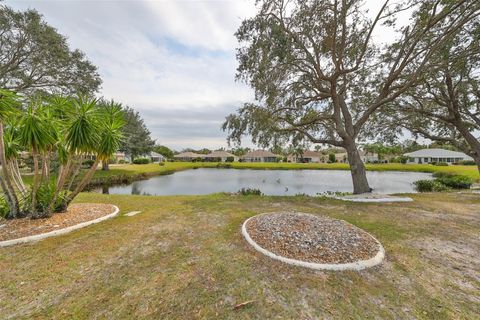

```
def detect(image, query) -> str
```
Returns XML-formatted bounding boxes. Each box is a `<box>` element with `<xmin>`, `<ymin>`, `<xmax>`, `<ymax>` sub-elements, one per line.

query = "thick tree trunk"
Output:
<box><xmin>47</xmin><ymin>159</ymin><xmax>72</xmax><ymax>214</ymax></box>
<box><xmin>31</xmin><ymin>149</ymin><xmax>40</xmax><ymax>216</ymax></box>
<box><xmin>345</xmin><ymin>142</ymin><xmax>371</xmax><ymax>194</ymax></box>
<box><xmin>102</xmin><ymin>160</ymin><xmax>109</xmax><ymax>171</ymax></box>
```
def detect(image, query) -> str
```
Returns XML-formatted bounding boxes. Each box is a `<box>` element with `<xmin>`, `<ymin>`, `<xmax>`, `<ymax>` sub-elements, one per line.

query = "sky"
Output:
<box><xmin>7</xmin><ymin>0</ymin><xmax>406</xmax><ymax>151</ymax></box>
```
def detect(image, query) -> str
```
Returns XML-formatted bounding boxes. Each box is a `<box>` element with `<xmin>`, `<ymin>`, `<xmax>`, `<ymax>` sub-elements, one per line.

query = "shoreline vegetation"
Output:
<box><xmin>86</xmin><ymin>162</ymin><xmax>480</xmax><ymax>189</ymax></box>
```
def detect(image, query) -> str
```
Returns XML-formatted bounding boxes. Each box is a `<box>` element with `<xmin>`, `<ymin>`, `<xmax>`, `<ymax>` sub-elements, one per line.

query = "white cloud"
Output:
<box><xmin>7</xmin><ymin>0</ymin><xmax>257</xmax><ymax>150</ymax></box>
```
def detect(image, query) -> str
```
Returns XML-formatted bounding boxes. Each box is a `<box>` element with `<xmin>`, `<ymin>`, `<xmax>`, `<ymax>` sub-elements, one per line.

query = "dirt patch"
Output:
<box><xmin>245</xmin><ymin>212</ymin><xmax>380</xmax><ymax>264</ymax></box>
<box><xmin>0</xmin><ymin>203</ymin><xmax>117</xmax><ymax>242</ymax></box>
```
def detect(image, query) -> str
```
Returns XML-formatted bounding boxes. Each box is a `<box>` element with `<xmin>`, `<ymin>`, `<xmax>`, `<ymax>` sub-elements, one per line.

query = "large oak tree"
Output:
<box><xmin>224</xmin><ymin>0</ymin><xmax>480</xmax><ymax>194</ymax></box>
<box><xmin>396</xmin><ymin>17</ymin><xmax>480</xmax><ymax>172</ymax></box>
<box><xmin>0</xmin><ymin>4</ymin><xmax>101</xmax><ymax>95</ymax></box>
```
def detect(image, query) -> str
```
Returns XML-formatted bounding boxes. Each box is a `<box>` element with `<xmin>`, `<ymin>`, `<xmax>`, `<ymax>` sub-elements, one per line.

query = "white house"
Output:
<box><xmin>403</xmin><ymin>148</ymin><xmax>473</xmax><ymax>164</ymax></box>
<box><xmin>149</xmin><ymin>151</ymin><xmax>165</xmax><ymax>163</ymax></box>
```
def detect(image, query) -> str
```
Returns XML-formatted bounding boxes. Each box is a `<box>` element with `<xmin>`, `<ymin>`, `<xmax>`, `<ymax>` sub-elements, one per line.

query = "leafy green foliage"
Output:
<box><xmin>328</xmin><ymin>153</ymin><xmax>336</xmax><ymax>163</ymax></box>
<box><xmin>434</xmin><ymin>173</ymin><xmax>473</xmax><ymax>189</ymax></box>
<box><xmin>0</xmin><ymin>4</ymin><xmax>101</xmax><ymax>95</ymax></box>
<box><xmin>0</xmin><ymin>195</ymin><xmax>9</xmax><ymax>218</ymax></box>
<box><xmin>153</xmin><ymin>145</ymin><xmax>174</xmax><ymax>159</ymax></box>
<box><xmin>133</xmin><ymin>158</ymin><xmax>150</xmax><ymax>164</ymax></box>
<box><xmin>415</xmin><ymin>173</ymin><xmax>473</xmax><ymax>192</ymax></box>
<box><xmin>119</xmin><ymin>107</ymin><xmax>155</xmax><ymax>160</ymax></box>
<box><xmin>414</xmin><ymin>180</ymin><xmax>450</xmax><ymax>192</ymax></box>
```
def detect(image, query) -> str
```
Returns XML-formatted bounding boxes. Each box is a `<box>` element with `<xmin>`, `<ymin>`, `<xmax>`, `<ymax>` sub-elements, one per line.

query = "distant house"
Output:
<box><xmin>204</xmin><ymin>151</ymin><xmax>238</xmax><ymax>162</ymax></box>
<box><xmin>403</xmin><ymin>148</ymin><xmax>473</xmax><ymax>164</ymax></box>
<box><xmin>111</xmin><ymin>152</ymin><xmax>125</xmax><ymax>162</ymax></box>
<box><xmin>150</xmin><ymin>151</ymin><xmax>165</xmax><ymax>163</ymax></box>
<box><xmin>287</xmin><ymin>150</ymin><xmax>324</xmax><ymax>163</ymax></box>
<box><xmin>242</xmin><ymin>150</ymin><xmax>279</xmax><ymax>163</ymax></box>
<box><xmin>173</xmin><ymin>152</ymin><xmax>204</xmax><ymax>161</ymax></box>
<box><xmin>334</xmin><ymin>151</ymin><xmax>378</xmax><ymax>163</ymax></box>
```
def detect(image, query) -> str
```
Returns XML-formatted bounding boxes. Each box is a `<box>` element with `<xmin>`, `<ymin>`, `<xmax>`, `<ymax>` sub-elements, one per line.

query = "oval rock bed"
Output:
<box><xmin>242</xmin><ymin>212</ymin><xmax>384</xmax><ymax>270</ymax></box>
<box><xmin>0</xmin><ymin>203</ymin><xmax>118</xmax><ymax>245</ymax></box>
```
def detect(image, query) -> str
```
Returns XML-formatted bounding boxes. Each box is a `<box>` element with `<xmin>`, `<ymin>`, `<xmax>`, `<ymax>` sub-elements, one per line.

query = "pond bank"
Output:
<box><xmin>88</xmin><ymin>162</ymin><xmax>480</xmax><ymax>189</ymax></box>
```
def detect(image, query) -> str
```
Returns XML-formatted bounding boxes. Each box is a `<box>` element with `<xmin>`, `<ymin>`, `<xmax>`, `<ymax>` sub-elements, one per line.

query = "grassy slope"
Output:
<box><xmin>93</xmin><ymin>162</ymin><xmax>480</xmax><ymax>183</ymax></box>
<box><xmin>0</xmin><ymin>192</ymin><xmax>478</xmax><ymax>319</ymax></box>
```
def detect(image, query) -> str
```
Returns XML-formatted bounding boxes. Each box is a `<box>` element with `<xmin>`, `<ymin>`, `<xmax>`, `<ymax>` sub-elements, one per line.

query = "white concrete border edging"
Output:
<box><xmin>332</xmin><ymin>196</ymin><xmax>413</xmax><ymax>203</ymax></box>
<box><xmin>0</xmin><ymin>205</ymin><xmax>120</xmax><ymax>247</ymax></box>
<box><xmin>241</xmin><ymin>213</ymin><xmax>385</xmax><ymax>271</ymax></box>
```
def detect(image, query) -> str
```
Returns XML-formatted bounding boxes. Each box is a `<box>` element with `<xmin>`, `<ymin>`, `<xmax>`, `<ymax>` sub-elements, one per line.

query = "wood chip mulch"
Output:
<box><xmin>0</xmin><ymin>203</ymin><xmax>116</xmax><ymax>242</ymax></box>
<box><xmin>246</xmin><ymin>212</ymin><xmax>380</xmax><ymax>264</ymax></box>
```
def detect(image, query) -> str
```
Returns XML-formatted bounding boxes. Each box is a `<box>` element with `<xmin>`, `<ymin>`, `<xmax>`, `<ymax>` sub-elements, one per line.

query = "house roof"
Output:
<box><xmin>204</xmin><ymin>151</ymin><xmax>236</xmax><ymax>158</ymax></box>
<box><xmin>288</xmin><ymin>150</ymin><xmax>323</xmax><ymax>158</ymax></box>
<box><xmin>150</xmin><ymin>151</ymin><xmax>164</xmax><ymax>158</ymax></box>
<box><xmin>243</xmin><ymin>150</ymin><xmax>278</xmax><ymax>158</ymax></box>
<box><xmin>404</xmin><ymin>148</ymin><xmax>473</xmax><ymax>159</ymax></box>
<box><xmin>174</xmin><ymin>152</ymin><xmax>204</xmax><ymax>158</ymax></box>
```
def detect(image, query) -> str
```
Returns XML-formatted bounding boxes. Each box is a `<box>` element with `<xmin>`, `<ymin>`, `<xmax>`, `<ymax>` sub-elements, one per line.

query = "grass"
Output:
<box><xmin>1</xmin><ymin>192</ymin><xmax>479</xmax><ymax>318</ymax></box>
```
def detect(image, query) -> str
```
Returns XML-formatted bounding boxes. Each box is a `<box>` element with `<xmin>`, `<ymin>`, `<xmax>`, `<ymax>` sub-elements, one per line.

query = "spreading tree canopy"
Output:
<box><xmin>0</xmin><ymin>4</ymin><xmax>101</xmax><ymax>95</ymax></box>
<box><xmin>394</xmin><ymin>16</ymin><xmax>480</xmax><ymax>172</ymax></box>
<box><xmin>223</xmin><ymin>0</ymin><xmax>480</xmax><ymax>194</ymax></box>
<box><xmin>119</xmin><ymin>107</ymin><xmax>155</xmax><ymax>160</ymax></box>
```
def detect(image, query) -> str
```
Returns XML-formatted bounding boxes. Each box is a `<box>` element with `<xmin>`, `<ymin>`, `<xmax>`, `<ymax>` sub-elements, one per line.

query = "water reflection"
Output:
<box><xmin>97</xmin><ymin>169</ymin><xmax>433</xmax><ymax>196</ymax></box>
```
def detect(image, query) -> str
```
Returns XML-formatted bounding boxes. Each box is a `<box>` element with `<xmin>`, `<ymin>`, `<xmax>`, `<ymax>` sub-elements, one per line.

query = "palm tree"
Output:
<box><xmin>67</xmin><ymin>99</ymin><xmax>124</xmax><ymax>204</ymax></box>
<box><xmin>18</xmin><ymin>101</ymin><xmax>56</xmax><ymax>217</ymax></box>
<box><xmin>0</xmin><ymin>89</ymin><xmax>21</xmax><ymax>218</ymax></box>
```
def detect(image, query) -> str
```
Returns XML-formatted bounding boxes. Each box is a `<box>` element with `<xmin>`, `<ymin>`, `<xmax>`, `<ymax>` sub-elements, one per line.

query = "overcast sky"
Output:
<box><xmin>7</xmin><ymin>0</ymin><xmax>398</xmax><ymax>151</ymax></box>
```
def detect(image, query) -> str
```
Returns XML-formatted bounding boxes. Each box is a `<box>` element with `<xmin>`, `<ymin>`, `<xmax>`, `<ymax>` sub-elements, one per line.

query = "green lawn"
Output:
<box><xmin>1</xmin><ymin>192</ymin><xmax>479</xmax><ymax>319</ymax></box>
<box><xmin>92</xmin><ymin>162</ymin><xmax>480</xmax><ymax>185</ymax></box>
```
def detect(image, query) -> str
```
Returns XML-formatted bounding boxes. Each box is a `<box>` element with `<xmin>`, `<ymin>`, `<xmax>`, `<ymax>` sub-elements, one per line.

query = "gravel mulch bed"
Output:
<box><xmin>0</xmin><ymin>203</ymin><xmax>117</xmax><ymax>242</ymax></box>
<box><xmin>245</xmin><ymin>212</ymin><xmax>380</xmax><ymax>264</ymax></box>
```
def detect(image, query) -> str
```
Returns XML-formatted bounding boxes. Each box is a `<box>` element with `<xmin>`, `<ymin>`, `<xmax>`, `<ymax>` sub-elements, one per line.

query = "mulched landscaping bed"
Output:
<box><xmin>245</xmin><ymin>212</ymin><xmax>380</xmax><ymax>264</ymax></box>
<box><xmin>0</xmin><ymin>203</ymin><xmax>116</xmax><ymax>242</ymax></box>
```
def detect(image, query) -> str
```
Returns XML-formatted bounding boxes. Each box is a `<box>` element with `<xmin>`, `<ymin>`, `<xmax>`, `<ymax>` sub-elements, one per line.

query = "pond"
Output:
<box><xmin>96</xmin><ymin>169</ymin><xmax>432</xmax><ymax>196</ymax></box>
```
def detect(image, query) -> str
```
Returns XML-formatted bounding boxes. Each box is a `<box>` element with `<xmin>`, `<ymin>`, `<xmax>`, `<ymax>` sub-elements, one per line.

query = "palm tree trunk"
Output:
<box><xmin>31</xmin><ymin>148</ymin><xmax>40</xmax><ymax>216</ymax></box>
<box><xmin>0</xmin><ymin>122</ymin><xmax>19</xmax><ymax>217</ymax></box>
<box><xmin>12</xmin><ymin>159</ymin><xmax>27</xmax><ymax>194</ymax></box>
<box><xmin>66</xmin><ymin>158</ymin><xmax>100</xmax><ymax>206</ymax></box>
<box><xmin>66</xmin><ymin>155</ymin><xmax>85</xmax><ymax>191</ymax></box>
<box><xmin>47</xmin><ymin>158</ymin><xmax>72</xmax><ymax>214</ymax></box>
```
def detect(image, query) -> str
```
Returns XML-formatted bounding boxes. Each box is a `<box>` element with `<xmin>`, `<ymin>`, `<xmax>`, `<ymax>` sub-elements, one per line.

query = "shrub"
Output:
<box><xmin>435</xmin><ymin>174</ymin><xmax>472</xmax><ymax>189</ymax></box>
<box><xmin>226</xmin><ymin>157</ymin><xmax>235</xmax><ymax>162</ymax></box>
<box><xmin>328</xmin><ymin>153</ymin><xmax>336</xmax><ymax>163</ymax></box>
<box><xmin>436</xmin><ymin>162</ymin><xmax>448</xmax><ymax>166</ymax></box>
<box><xmin>0</xmin><ymin>195</ymin><xmax>9</xmax><ymax>219</ymax></box>
<box><xmin>414</xmin><ymin>180</ymin><xmax>450</xmax><ymax>192</ymax></box>
<box><xmin>82</xmin><ymin>159</ymin><xmax>95</xmax><ymax>167</ymax></box>
<box><xmin>461</xmin><ymin>160</ymin><xmax>476</xmax><ymax>165</ymax></box>
<box><xmin>238</xmin><ymin>188</ymin><xmax>263</xmax><ymax>196</ymax></box>
<box><xmin>414</xmin><ymin>180</ymin><xmax>434</xmax><ymax>192</ymax></box>
<box><xmin>133</xmin><ymin>158</ymin><xmax>150</xmax><ymax>164</ymax></box>
<box><xmin>159</xmin><ymin>162</ymin><xmax>165</xmax><ymax>166</ymax></box>
<box><xmin>430</xmin><ymin>161</ymin><xmax>437</xmax><ymax>165</ymax></box>
<box><xmin>118</xmin><ymin>159</ymin><xmax>126</xmax><ymax>164</ymax></box>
